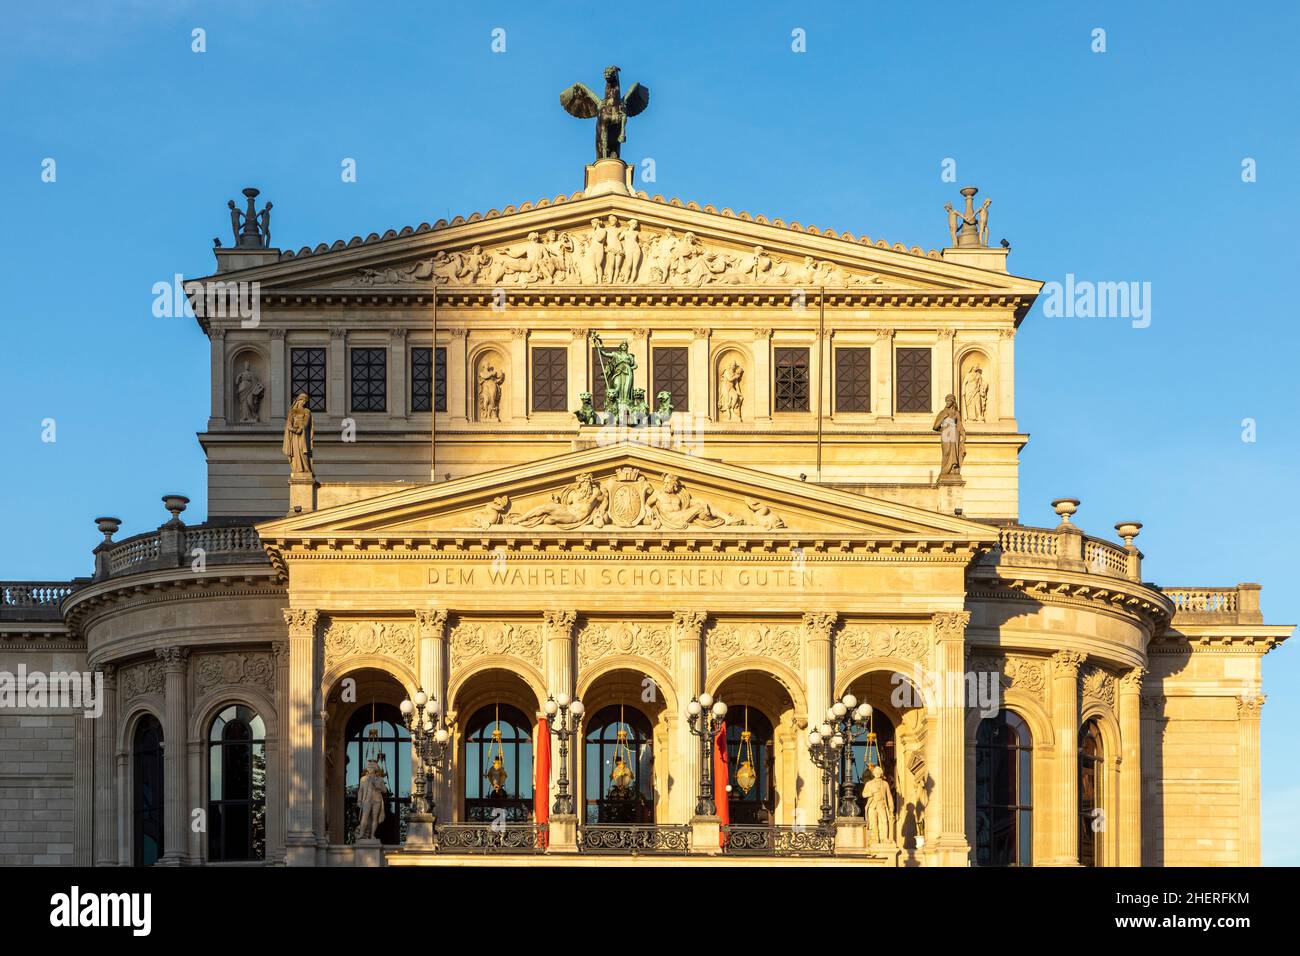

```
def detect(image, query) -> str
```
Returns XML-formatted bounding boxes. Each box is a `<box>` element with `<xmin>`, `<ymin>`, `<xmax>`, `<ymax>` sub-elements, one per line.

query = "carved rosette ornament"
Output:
<box><xmin>322</xmin><ymin>620</ymin><xmax>417</xmax><ymax>674</ymax></box>
<box><xmin>834</xmin><ymin>625</ymin><xmax>929</xmax><ymax>678</ymax></box>
<box><xmin>707</xmin><ymin>623</ymin><xmax>800</xmax><ymax>673</ymax></box>
<box><xmin>966</xmin><ymin>653</ymin><xmax>1047</xmax><ymax>704</ymax></box>
<box><xmin>449</xmin><ymin>622</ymin><xmax>544</xmax><ymax>672</ymax></box>
<box><xmin>195</xmin><ymin>652</ymin><xmax>276</xmax><ymax>698</ymax></box>
<box><xmin>1080</xmin><ymin>664</ymin><xmax>1117</xmax><ymax>708</ymax></box>
<box><xmin>1050</xmin><ymin>649</ymin><xmax>1085</xmax><ymax>678</ymax></box>
<box><xmin>119</xmin><ymin>660</ymin><xmax>165</xmax><ymax>702</ymax></box>
<box><xmin>577</xmin><ymin>621</ymin><xmax>672</xmax><ymax>671</ymax></box>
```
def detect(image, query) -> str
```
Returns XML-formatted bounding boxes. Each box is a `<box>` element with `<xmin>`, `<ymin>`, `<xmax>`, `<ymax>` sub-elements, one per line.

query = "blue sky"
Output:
<box><xmin>2</xmin><ymin>1</ymin><xmax>1296</xmax><ymax>861</ymax></box>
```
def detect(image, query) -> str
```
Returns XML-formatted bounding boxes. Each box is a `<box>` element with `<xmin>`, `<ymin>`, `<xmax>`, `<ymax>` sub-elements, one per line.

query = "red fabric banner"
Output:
<box><xmin>535</xmin><ymin>717</ymin><xmax>551</xmax><ymax>848</ymax></box>
<box><xmin>713</xmin><ymin>721</ymin><xmax>730</xmax><ymax>847</ymax></box>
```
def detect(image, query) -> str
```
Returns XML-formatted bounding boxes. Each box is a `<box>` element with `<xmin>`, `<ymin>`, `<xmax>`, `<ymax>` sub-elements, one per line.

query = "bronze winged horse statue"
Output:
<box><xmin>560</xmin><ymin>65</ymin><xmax>649</xmax><ymax>161</ymax></box>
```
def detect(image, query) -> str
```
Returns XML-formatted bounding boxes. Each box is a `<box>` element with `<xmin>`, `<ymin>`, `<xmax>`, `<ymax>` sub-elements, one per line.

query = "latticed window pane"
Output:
<box><xmin>773</xmin><ymin>347</ymin><xmax>810</xmax><ymax>412</ymax></box>
<box><xmin>531</xmin><ymin>347</ymin><xmax>568</xmax><ymax>412</ymax></box>
<box><xmin>410</xmin><ymin>347</ymin><xmax>446</xmax><ymax>413</ymax></box>
<box><xmin>589</xmin><ymin>345</ymin><xmax>610</xmax><ymax>411</ymax></box>
<box><xmin>289</xmin><ymin>348</ymin><xmax>327</xmax><ymax>412</ymax></box>
<box><xmin>835</xmin><ymin>347</ymin><xmax>871</xmax><ymax>413</ymax></box>
<box><xmin>896</xmin><ymin>347</ymin><xmax>932</xmax><ymax>413</ymax></box>
<box><xmin>350</xmin><ymin>348</ymin><xmax>387</xmax><ymax>412</ymax></box>
<box><xmin>652</xmin><ymin>346</ymin><xmax>689</xmax><ymax>412</ymax></box>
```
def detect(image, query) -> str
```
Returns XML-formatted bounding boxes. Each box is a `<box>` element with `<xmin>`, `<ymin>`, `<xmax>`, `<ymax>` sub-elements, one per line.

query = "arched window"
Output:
<box><xmin>207</xmin><ymin>704</ymin><xmax>266</xmax><ymax>861</ymax></box>
<box><xmin>1079</xmin><ymin>718</ymin><xmax>1103</xmax><ymax>867</ymax></box>
<box><xmin>132</xmin><ymin>715</ymin><xmax>164</xmax><ymax>865</ymax></box>
<box><xmin>975</xmin><ymin>710</ymin><xmax>1032</xmax><ymax>867</ymax></box>
<box><xmin>725</xmin><ymin>705</ymin><xmax>775</xmax><ymax>825</ymax></box>
<box><xmin>464</xmin><ymin>704</ymin><xmax>534</xmax><ymax>823</ymax></box>
<box><xmin>583</xmin><ymin>705</ymin><xmax>654</xmax><ymax>824</ymax></box>
<box><xmin>343</xmin><ymin>704</ymin><xmax>411</xmax><ymax>845</ymax></box>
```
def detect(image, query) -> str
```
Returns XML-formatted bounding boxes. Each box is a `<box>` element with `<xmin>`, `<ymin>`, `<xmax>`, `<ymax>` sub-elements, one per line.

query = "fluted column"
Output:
<box><xmin>269</xmin><ymin>641</ymin><xmax>290</xmax><ymax>863</ymax></box>
<box><xmin>157</xmin><ymin>646</ymin><xmax>189</xmax><ymax>865</ymax></box>
<box><xmin>283</xmin><ymin>608</ymin><xmax>319</xmax><ymax>865</ymax></box>
<box><xmin>1049</xmin><ymin>649</ymin><xmax>1084</xmax><ymax>866</ymax></box>
<box><xmin>543</xmin><ymin>610</ymin><xmax>578</xmax><ymax>801</ymax></box>
<box><xmin>930</xmin><ymin>612</ymin><xmax>971</xmax><ymax>866</ymax></box>
<box><xmin>74</xmin><ymin>696</ymin><xmax>94</xmax><ymax>865</ymax></box>
<box><xmin>416</xmin><ymin>609</ymin><xmax>450</xmax><ymax>814</ymax></box>
<box><xmin>92</xmin><ymin>664</ymin><xmax>118</xmax><ymax>866</ymax></box>
<box><xmin>1238</xmin><ymin>694</ymin><xmax>1264</xmax><ymax>866</ymax></box>
<box><xmin>801</xmin><ymin>611</ymin><xmax>836</xmax><ymax>824</ymax></box>
<box><xmin>1117</xmin><ymin>667</ymin><xmax>1144</xmax><ymax>866</ymax></box>
<box><xmin>674</xmin><ymin>611</ymin><xmax>707</xmax><ymax>822</ymax></box>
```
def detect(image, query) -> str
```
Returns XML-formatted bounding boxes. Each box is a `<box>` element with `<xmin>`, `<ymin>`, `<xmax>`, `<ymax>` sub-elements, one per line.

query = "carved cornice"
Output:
<box><xmin>966</xmin><ymin>575</ymin><xmax>1172</xmax><ymax>632</ymax></box>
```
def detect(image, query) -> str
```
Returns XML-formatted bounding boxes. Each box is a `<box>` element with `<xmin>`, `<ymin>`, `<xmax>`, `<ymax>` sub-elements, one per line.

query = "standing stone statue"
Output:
<box><xmin>282</xmin><ymin>393</ymin><xmax>314</xmax><ymax>476</ymax></box>
<box><xmin>234</xmin><ymin>362</ymin><xmax>265</xmax><ymax>423</ymax></box>
<box><xmin>944</xmin><ymin>202</ymin><xmax>960</xmax><ymax>246</ymax></box>
<box><xmin>560</xmin><ymin>65</ymin><xmax>650</xmax><ymax>161</ymax></box>
<box><xmin>355</xmin><ymin>758</ymin><xmax>388</xmax><ymax>841</ymax></box>
<box><xmin>718</xmin><ymin>359</ymin><xmax>745</xmax><ymax>421</ymax></box>
<box><xmin>590</xmin><ymin>332</ymin><xmax>636</xmax><ymax>418</ymax></box>
<box><xmin>477</xmin><ymin>363</ymin><xmax>505</xmax><ymax>421</ymax></box>
<box><xmin>862</xmin><ymin>765</ymin><xmax>896</xmax><ymax>845</ymax></box>
<box><xmin>962</xmin><ymin>364</ymin><xmax>988</xmax><ymax>423</ymax></box>
<box><xmin>932</xmin><ymin>394</ymin><xmax>966</xmax><ymax>479</ymax></box>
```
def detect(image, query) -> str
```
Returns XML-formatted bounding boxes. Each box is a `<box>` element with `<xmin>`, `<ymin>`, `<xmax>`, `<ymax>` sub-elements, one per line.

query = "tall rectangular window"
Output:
<box><xmin>834</xmin><ymin>347</ymin><xmax>872</xmax><ymax>413</ymax></box>
<box><xmin>590</xmin><ymin>345</ymin><xmax>607</xmax><ymax>411</ymax></box>
<box><xmin>652</xmin><ymin>346</ymin><xmax>689</xmax><ymax>412</ymax></box>
<box><xmin>410</xmin><ymin>347</ymin><xmax>446</xmax><ymax>413</ymax></box>
<box><xmin>896</xmin><ymin>347</ymin><xmax>932</xmax><ymax>413</ymax></box>
<box><xmin>350</xmin><ymin>347</ymin><xmax>387</xmax><ymax>412</ymax></box>
<box><xmin>531</xmin><ymin>347</ymin><xmax>568</xmax><ymax>412</ymax></box>
<box><xmin>773</xmin><ymin>347</ymin><xmax>810</xmax><ymax>412</ymax></box>
<box><xmin>289</xmin><ymin>347</ymin><xmax>327</xmax><ymax>412</ymax></box>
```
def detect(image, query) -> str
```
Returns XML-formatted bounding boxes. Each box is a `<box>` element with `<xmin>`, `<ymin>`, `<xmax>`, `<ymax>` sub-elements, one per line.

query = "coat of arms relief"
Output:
<box><xmin>347</xmin><ymin>216</ymin><xmax>889</xmax><ymax>289</ymax></box>
<box><xmin>464</xmin><ymin>468</ymin><xmax>786</xmax><ymax>532</ymax></box>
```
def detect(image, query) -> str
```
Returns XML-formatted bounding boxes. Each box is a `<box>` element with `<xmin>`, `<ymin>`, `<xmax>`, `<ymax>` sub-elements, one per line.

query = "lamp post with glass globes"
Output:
<box><xmin>685</xmin><ymin>692</ymin><xmax>728</xmax><ymax>816</ymax></box>
<box><xmin>544</xmin><ymin>693</ymin><xmax>584</xmax><ymax>816</ymax></box>
<box><xmin>399</xmin><ymin>689</ymin><xmax>451</xmax><ymax>818</ymax></box>
<box><xmin>806</xmin><ymin>719</ymin><xmax>842</xmax><ymax>831</ymax></box>
<box><xmin>826</xmin><ymin>694</ymin><xmax>873</xmax><ymax>817</ymax></box>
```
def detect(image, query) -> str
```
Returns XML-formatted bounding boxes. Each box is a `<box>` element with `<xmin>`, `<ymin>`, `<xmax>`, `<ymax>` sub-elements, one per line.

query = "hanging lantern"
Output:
<box><xmin>609</xmin><ymin>707</ymin><xmax>635</xmax><ymax>794</ymax></box>
<box><xmin>735</xmin><ymin>728</ymin><xmax>757</xmax><ymax>795</ymax></box>
<box><xmin>484</xmin><ymin>705</ymin><xmax>509</xmax><ymax>795</ymax></box>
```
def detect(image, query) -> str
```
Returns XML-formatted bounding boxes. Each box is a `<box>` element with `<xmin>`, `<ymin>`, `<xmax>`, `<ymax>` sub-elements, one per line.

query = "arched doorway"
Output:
<box><xmin>583</xmin><ymin>705</ymin><xmax>655</xmax><ymax>824</ymax></box>
<box><xmin>1078</xmin><ymin>718</ymin><xmax>1103</xmax><ymax>867</ymax></box>
<box><xmin>342</xmin><ymin>703</ymin><xmax>411</xmax><ymax>845</ymax></box>
<box><xmin>713</xmin><ymin>668</ymin><xmax>802</xmax><ymax>826</ymax></box>
<box><xmin>464</xmin><ymin>703</ymin><xmax>534</xmax><ymax>823</ymax></box>
<box><xmin>132</xmin><ymin>714</ymin><xmax>164</xmax><ymax>865</ymax></box>
<box><xmin>839</xmin><ymin>669</ymin><xmax>922</xmax><ymax>834</ymax></box>
<box><xmin>723</xmin><ymin>705</ymin><xmax>775</xmax><ymax>825</ymax></box>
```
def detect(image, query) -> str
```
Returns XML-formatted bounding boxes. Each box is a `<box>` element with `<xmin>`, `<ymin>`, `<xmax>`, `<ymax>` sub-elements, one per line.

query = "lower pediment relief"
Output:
<box><xmin>323</xmin><ymin>618</ymin><xmax>416</xmax><ymax>674</ymax></box>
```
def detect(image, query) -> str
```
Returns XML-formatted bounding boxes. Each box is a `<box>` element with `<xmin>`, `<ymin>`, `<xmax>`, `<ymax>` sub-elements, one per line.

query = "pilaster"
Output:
<box><xmin>156</xmin><ymin>646</ymin><xmax>189</xmax><ymax>865</ymax></box>
<box><xmin>752</xmin><ymin>328</ymin><xmax>772</xmax><ymax>423</ymax></box>
<box><xmin>283</xmin><ymin>608</ymin><xmax>320</xmax><ymax>865</ymax></box>
<box><xmin>92</xmin><ymin>663</ymin><xmax>118</xmax><ymax>866</ymax></box>
<box><xmin>1048</xmin><ymin>649</ymin><xmax>1084</xmax><ymax>866</ymax></box>
<box><xmin>1237</xmin><ymin>694</ymin><xmax>1264</xmax><ymax>866</ymax></box>
<box><xmin>929</xmin><ymin>611</ymin><xmax>970</xmax><ymax>866</ymax></box>
<box><xmin>510</xmin><ymin>328</ymin><xmax>529</xmax><ymax>421</ymax></box>
<box><xmin>269</xmin><ymin>327</ymin><xmax>287</xmax><ymax>420</ymax></box>
<box><xmin>1117</xmin><ymin>666</ymin><xmax>1144</xmax><ymax>866</ymax></box>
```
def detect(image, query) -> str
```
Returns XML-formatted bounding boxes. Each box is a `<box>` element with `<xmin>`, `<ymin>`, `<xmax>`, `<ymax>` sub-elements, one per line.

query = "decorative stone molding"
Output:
<box><xmin>450</xmin><ymin>327</ymin><xmax>468</xmax><ymax>338</ymax></box>
<box><xmin>752</xmin><ymin>327</ymin><xmax>772</xmax><ymax>339</ymax></box>
<box><xmin>967</xmin><ymin>652</ymin><xmax>1047</xmax><ymax>703</ymax></box>
<box><xmin>802</xmin><ymin>611</ymin><xmax>837</xmax><ymax>641</ymax></box>
<box><xmin>1236</xmin><ymin>694</ymin><xmax>1266</xmax><ymax>720</ymax></box>
<box><xmin>269</xmin><ymin>327</ymin><xmax>286</xmax><ymax>340</ymax></box>
<box><xmin>271</xmin><ymin>641</ymin><xmax>290</xmax><ymax>666</ymax></box>
<box><xmin>119</xmin><ymin>660</ymin><xmax>165</xmax><ymax>702</ymax></box>
<box><xmin>415</xmin><ymin>609</ymin><xmax>449</xmax><ymax>638</ymax></box>
<box><xmin>323</xmin><ymin>619</ymin><xmax>416</xmax><ymax>673</ymax></box>
<box><xmin>875</xmin><ymin>328</ymin><xmax>895</xmax><ymax>342</ymax></box>
<box><xmin>391</xmin><ymin>327</ymin><xmax>408</xmax><ymax>341</ymax></box>
<box><xmin>210</xmin><ymin>328</ymin><xmax>226</xmax><ymax>342</ymax></box>
<box><xmin>1118</xmin><ymin>666</ymin><xmax>1146</xmax><ymax>692</ymax></box>
<box><xmin>998</xmin><ymin>328</ymin><xmax>1015</xmax><ymax>339</ymax></box>
<box><xmin>449</xmin><ymin>621</ymin><xmax>544</xmax><ymax>672</ymax></box>
<box><xmin>543</xmin><ymin>609</ymin><xmax>577</xmax><ymax>638</ymax></box>
<box><xmin>632</xmin><ymin>328</ymin><xmax>649</xmax><ymax>340</ymax></box>
<box><xmin>931</xmin><ymin>611</ymin><xmax>970</xmax><ymax>642</ymax></box>
<box><xmin>835</xmin><ymin>624</ymin><xmax>929</xmax><ymax>676</ymax></box>
<box><xmin>155</xmin><ymin>646</ymin><xmax>189</xmax><ymax>671</ymax></box>
<box><xmin>569</xmin><ymin>327</ymin><xmax>588</xmax><ymax>339</ymax></box>
<box><xmin>1050</xmin><ymin>649</ymin><xmax>1085</xmax><ymax>678</ymax></box>
<box><xmin>283</xmin><ymin>608</ymin><xmax>319</xmax><ymax>635</ymax></box>
<box><xmin>194</xmin><ymin>652</ymin><xmax>275</xmax><ymax>698</ymax></box>
<box><xmin>329</xmin><ymin>326</ymin><xmax>345</xmax><ymax>340</ymax></box>
<box><xmin>1080</xmin><ymin>664</ymin><xmax>1117</xmax><ymax>708</ymax></box>
<box><xmin>577</xmin><ymin>620</ymin><xmax>671</xmax><ymax>671</ymax></box>
<box><xmin>672</xmin><ymin>610</ymin><xmax>708</xmax><ymax>642</ymax></box>
<box><xmin>692</xmin><ymin>327</ymin><xmax>710</xmax><ymax>339</ymax></box>
<box><xmin>510</xmin><ymin>327</ymin><xmax>529</xmax><ymax>339</ymax></box>
<box><xmin>707</xmin><ymin>622</ymin><xmax>800</xmax><ymax>673</ymax></box>
<box><xmin>937</xmin><ymin>328</ymin><xmax>956</xmax><ymax>339</ymax></box>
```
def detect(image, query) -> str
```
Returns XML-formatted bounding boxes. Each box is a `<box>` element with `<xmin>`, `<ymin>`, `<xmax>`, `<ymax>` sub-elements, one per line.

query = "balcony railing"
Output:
<box><xmin>991</xmin><ymin>526</ymin><xmax>1135</xmax><ymax>581</ymax></box>
<box><xmin>0</xmin><ymin>582</ymin><xmax>79</xmax><ymax>622</ymax></box>
<box><xmin>101</xmin><ymin>524</ymin><xmax>266</xmax><ymax>579</ymax></box>
<box><xmin>432</xmin><ymin>822</ymin><xmax>548</xmax><ymax>854</ymax></box>
<box><xmin>1162</xmin><ymin>585</ymin><xmax>1262</xmax><ymax>624</ymax></box>
<box><xmin>577</xmin><ymin>823</ymin><xmax>691</xmax><ymax>854</ymax></box>
<box><xmin>723</xmin><ymin>824</ymin><xmax>836</xmax><ymax>857</ymax></box>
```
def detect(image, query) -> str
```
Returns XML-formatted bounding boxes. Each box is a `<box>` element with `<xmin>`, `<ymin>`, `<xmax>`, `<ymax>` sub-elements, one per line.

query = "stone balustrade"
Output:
<box><xmin>1162</xmin><ymin>584</ymin><xmax>1262</xmax><ymax>624</ymax></box>
<box><xmin>0</xmin><ymin>582</ymin><xmax>79</xmax><ymax>621</ymax></box>
<box><xmin>99</xmin><ymin>524</ymin><xmax>267</xmax><ymax>580</ymax></box>
<box><xmin>992</xmin><ymin>525</ymin><xmax>1137</xmax><ymax>581</ymax></box>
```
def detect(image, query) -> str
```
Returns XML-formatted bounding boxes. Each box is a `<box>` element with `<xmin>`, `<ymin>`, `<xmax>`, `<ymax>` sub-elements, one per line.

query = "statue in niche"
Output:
<box><xmin>962</xmin><ymin>364</ymin><xmax>989</xmax><ymax>423</ymax></box>
<box><xmin>862</xmin><ymin>765</ymin><xmax>896</xmax><ymax>845</ymax></box>
<box><xmin>477</xmin><ymin>361</ymin><xmax>505</xmax><ymax>422</ymax></box>
<box><xmin>646</xmin><ymin>473</ymin><xmax>737</xmax><ymax>530</ymax></box>
<box><xmin>932</xmin><ymin>394</ymin><xmax>966</xmax><ymax>479</ymax></box>
<box><xmin>559</xmin><ymin>65</ymin><xmax>650</xmax><ymax>161</ymax></box>
<box><xmin>282</xmin><ymin>392</ymin><xmax>314</xmax><ymax>476</ymax></box>
<box><xmin>355</xmin><ymin>759</ymin><xmax>388</xmax><ymax>841</ymax></box>
<box><xmin>718</xmin><ymin>359</ymin><xmax>745</xmax><ymax>421</ymax></box>
<box><xmin>509</xmin><ymin>472</ymin><xmax>607</xmax><ymax>529</ymax></box>
<box><xmin>234</xmin><ymin>362</ymin><xmax>265</xmax><ymax>423</ymax></box>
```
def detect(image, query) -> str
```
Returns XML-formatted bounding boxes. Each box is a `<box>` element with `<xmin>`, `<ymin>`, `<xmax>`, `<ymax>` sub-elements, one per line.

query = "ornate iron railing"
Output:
<box><xmin>723</xmin><ymin>824</ymin><xmax>836</xmax><ymax>857</ymax></box>
<box><xmin>577</xmin><ymin>823</ymin><xmax>691</xmax><ymax>854</ymax></box>
<box><xmin>433</xmin><ymin>822</ymin><xmax>548</xmax><ymax>854</ymax></box>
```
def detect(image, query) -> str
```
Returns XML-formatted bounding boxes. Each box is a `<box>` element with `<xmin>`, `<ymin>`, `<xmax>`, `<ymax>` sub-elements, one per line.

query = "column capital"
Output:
<box><xmin>510</xmin><ymin>327</ymin><xmax>529</xmax><ymax>339</ymax></box>
<box><xmin>569</xmin><ymin>327</ymin><xmax>588</xmax><ymax>340</ymax></box>
<box><xmin>673</xmin><ymin>610</ymin><xmax>708</xmax><ymax>642</ymax></box>
<box><xmin>92</xmin><ymin>662</ymin><xmax>117</xmax><ymax>681</ymax></box>
<box><xmin>802</xmin><ymin>610</ymin><xmax>837</xmax><ymax>641</ymax></box>
<box><xmin>415</xmin><ymin>608</ymin><xmax>449</xmax><ymax>637</ymax></box>
<box><xmin>1050</xmin><ymin>649</ymin><xmax>1085</xmax><ymax>678</ymax></box>
<box><xmin>283</xmin><ymin>608</ymin><xmax>320</xmax><ymax>635</ymax></box>
<box><xmin>544</xmin><ymin>609</ymin><xmax>578</xmax><ymax>639</ymax></box>
<box><xmin>692</xmin><ymin>327</ymin><xmax>711</xmax><ymax>340</ymax></box>
<box><xmin>932</xmin><ymin>611</ymin><xmax>970</xmax><ymax>642</ymax></box>
<box><xmin>752</xmin><ymin>327</ymin><xmax>772</xmax><ymax>340</ymax></box>
<box><xmin>1237</xmin><ymin>694</ymin><xmax>1266</xmax><ymax>720</ymax></box>
<box><xmin>1119</xmin><ymin>666</ymin><xmax>1147</xmax><ymax>692</ymax></box>
<box><xmin>155</xmin><ymin>646</ymin><xmax>189</xmax><ymax>671</ymax></box>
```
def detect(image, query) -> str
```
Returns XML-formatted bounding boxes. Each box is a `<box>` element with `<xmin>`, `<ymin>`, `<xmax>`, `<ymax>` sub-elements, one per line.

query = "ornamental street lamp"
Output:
<box><xmin>807</xmin><ymin>720</ymin><xmax>843</xmax><ymax>830</ymax></box>
<box><xmin>544</xmin><ymin>693</ymin><xmax>584</xmax><ymax>816</ymax></box>
<box><xmin>399</xmin><ymin>689</ymin><xmax>451</xmax><ymax>817</ymax></box>
<box><xmin>825</xmin><ymin>694</ymin><xmax>874</xmax><ymax>817</ymax></box>
<box><xmin>685</xmin><ymin>693</ymin><xmax>728</xmax><ymax>816</ymax></box>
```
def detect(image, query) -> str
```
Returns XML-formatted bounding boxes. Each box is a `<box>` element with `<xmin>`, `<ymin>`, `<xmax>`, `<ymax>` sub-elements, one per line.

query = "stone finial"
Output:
<box><xmin>1114</xmin><ymin>521</ymin><xmax>1142</xmax><ymax>548</ymax></box>
<box><xmin>94</xmin><ymin>516</ymin><xmax>121</xmax><ymax>543</ymax></box>
<box><xmin>1051</xmin><ymin>497</ymin><xmax>1080</xmax><ymax>526</ymax></box>
<box><xmin>161</xmin><ymin>494</ymin><xmax>190</xmax><ymax>527</ymax></box>
<box><xmin>228</xmin><ymin>187</ymin><xmax>272</xmax><ymax>249</ymax></box>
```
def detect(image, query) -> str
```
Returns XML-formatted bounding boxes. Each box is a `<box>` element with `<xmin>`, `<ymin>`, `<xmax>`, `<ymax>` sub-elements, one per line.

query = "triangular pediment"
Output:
<box><xmin>257</xmin><ymin>442</ymin><xmax>999</xmax><ymax>545</ymax></box>
<box><xmin>202</xmin><ymin>191</ymin><xmax>1040</xmax><ymax>297</ymax></box>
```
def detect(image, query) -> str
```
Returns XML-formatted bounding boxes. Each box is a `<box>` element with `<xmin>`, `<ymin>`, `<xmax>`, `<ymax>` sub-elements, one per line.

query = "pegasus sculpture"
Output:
<box><xmin>560</xmin><ymin>65</ymin><xmax>649</xmax><ymax>161</ymax></box>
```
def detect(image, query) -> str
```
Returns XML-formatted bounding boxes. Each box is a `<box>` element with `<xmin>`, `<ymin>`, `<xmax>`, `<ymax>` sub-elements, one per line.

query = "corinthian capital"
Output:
<box><xmin>673</xmin><ymin>610</ymin><xmax>708</xmax><ymax>642</ymax></box>
<box><xmin>155</xmin><ymin>646</ymin><xmax>189</xmax><ymax>671</ymax></box>
<box><xmin>1051</xmin><ymin>649</ymin><xmax>1085</xmax><ymax>678</ymax></box>
<box><xmin>544</xmin><ymin>609</ymin><xmax>578</xmax><ymax>639</ymax></box>
<box><xmin>802</xmin><ymin>611</ymin><xmax>837</xmax><ymax>641</ymax></box>
<box><xmin>932</xmin><ymin>611</ymin><xmax>971</xmax><ymax>642</ymax></box>
<box><xmin>283</xmin><ymin>608</ymin><xmax>320</xmax><ymax>636</ymax></box>
<box><xmin>1237</xmin><ymin>694</ymin><xmax>1266</xmax><ymax>720</ymax></box>
<box><xmin>1119</xmin><ymin>666</ymin><xmax>1147</xmax><ymax>692</ymax></box>
<box><xmin>415</xmin><ymin>609</ymin><xmax>449</xmax><ymax>638</ymax></box>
